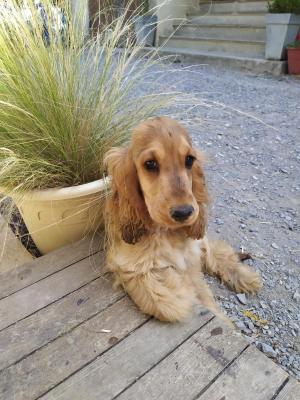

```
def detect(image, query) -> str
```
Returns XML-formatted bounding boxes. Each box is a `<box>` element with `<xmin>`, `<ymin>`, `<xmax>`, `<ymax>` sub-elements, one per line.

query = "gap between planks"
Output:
<box><xmin>1</xmin><ymin>238</ymin><xmax>294</xmax><ymax>400</ymax></box>
<box><xmin>273</xmin><ymin>377</ymin><xmax>300</xmax><ymax>400</ymax></box>
<box><xmin>40</xmin><ymin>316</ymin><xmax>234</xmax><ymax>400</ymax></box>
<box><xmin>0</xmin><ymin>251</ymin><xmax>105</xmax><ymax>332</ymax></box>
<box><xmin>113</xmin><ymin>318</ymin><xmax>248</xmax><ymax>400</ymax></box>
<box><xmin>38</xmin><ymin>313</ymin><xmax>288</xmax><ymax>400</ymax></box>
<box><xmin>0</xmin><ymin>274</ymin><xmax>125</xmax><ymax>372</ymax></box>
<box><xmin>0</xmin><ymin>297</ymin><xmax>150</xmax><ymax>400</ymax></box>
<box><xmin>0</xmin><ymin>236</ymin><xmax>102</xmax><ymax>300</ymax></box>
<box><xmin>197</xmin><ymin>346</ymin><xmax>289</xmax><ymax>400</ymax></box>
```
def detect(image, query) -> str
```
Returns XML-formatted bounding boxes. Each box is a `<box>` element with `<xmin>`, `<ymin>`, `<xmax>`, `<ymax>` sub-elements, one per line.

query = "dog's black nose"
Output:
<box><xmin>170</xmin><ymin>205</ymin><xmax>194</xmax><ymax>222</ymax></box>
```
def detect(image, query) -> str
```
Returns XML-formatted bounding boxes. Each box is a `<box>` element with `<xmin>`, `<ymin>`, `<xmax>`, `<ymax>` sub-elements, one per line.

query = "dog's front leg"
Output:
<box><xmin>115</xmin><ymin>266</ymin><xmax>197</xmax><ymax>322</ymax></box>
<box><xmin>187</xmin><ymin>265</ymin><xmax>231</xmax><ymax>324</ymax></box>
<box><xmin>200</xmin><ymin>238</ymin><xmax>262</xmax><ymax>294</ymax></box>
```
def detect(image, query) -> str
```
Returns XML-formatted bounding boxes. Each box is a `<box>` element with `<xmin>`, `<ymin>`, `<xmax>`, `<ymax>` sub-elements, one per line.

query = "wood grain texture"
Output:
<box><xmin>0</xmin><ymin>237</ymin><xmax>101</xmax><ymax>300</ymax></box>
<box><xmin>0</xmin><ymin>275</ymin><xmax>123</xmax><ymax>371</ymax></box>
<box><xmin>41</xmin><ymin>310</ymin><xmax>213</xmax><ymax>400</ymax></box>
<box><xmin>0</xmin><ymin>298</ymin><xmax>147</xmax><ymax>400</ymax></box>
<box><xmin>198</xmin><ymin>346</ymin><xmax>289</xmax><ymax>400</ymax></box>
<box><xmin>118</xmin><ymin>318</ymin><xmax>248</xmax><ymax>400</ymax></box>
<box><xmin>0</xmin><ymin>252</ymin><xmax>104</xmax><ymax>331</ymax></box>
<box><xmin>1</xmin><ymin>236</ymin><xmax>293</xmax><ymax>400</ymax></box>
<box><xmin>275</xmin><ymin>378</ymin><xmax>300</xmax><ymax>400</ymax></box>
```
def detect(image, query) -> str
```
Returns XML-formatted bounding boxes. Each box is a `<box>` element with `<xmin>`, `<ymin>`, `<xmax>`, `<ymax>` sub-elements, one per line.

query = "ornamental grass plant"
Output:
<box><xmin>0</xmin><ymin>0</ymin><xmax>176</xmax><ymax>195</ymax></box>
<box><xmin>268</xmin><ymin>0</ymin><xmax>300</xmax><ymax>13</ymax></box>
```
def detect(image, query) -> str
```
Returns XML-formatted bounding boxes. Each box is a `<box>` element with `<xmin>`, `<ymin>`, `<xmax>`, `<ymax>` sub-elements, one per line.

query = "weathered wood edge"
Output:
<box><xmin>117</xmin><ymin>318</ymin><xmax>249</xmax><ymax>400</ymax></box>
<box><xmin>0</xmin><ymin>298</ymin><xmax>147</xmax><ymax>400</ymax></box>
<box><xmin>197</xmin><ymin>346</ymin><xmax>289</xmax><ymax>400</ymax></box>
<box><xmin>0</xmin><ymin>251</ymin><xmax>104</xmax><ymax>331</ymax></box>
<box><xmin>0</xmin><ymin>275</ymin><xmax>124</xmax><ymax>372</ymax></box>
<box><xmin>40</xmin><ymin>311</ymin><xmax>214</xmax><ymax>400</ymax></box>
<box><xmin>274</xmin><ymin>377</ymin><xmax>300</xmax><ymax>400</ymax></box>
<box><xmin>0</xmin><ymin>236</ymin><xmax>102</xmax><ymax>300</ymax></box>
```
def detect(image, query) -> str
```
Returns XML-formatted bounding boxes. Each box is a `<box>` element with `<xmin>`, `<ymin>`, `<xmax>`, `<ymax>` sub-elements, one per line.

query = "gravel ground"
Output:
<box><xmin>150</xmin><ymin>64</ymin><xmax>300</xmax><ymax>380</ymax></box>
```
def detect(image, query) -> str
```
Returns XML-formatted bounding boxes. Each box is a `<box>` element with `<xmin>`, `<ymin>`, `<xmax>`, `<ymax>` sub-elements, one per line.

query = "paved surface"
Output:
<box><xmin>1</xmin><ymin>238</ymin><xmax>299</xmax><ymax>400</ymax></box>
<box><xmin>146</xmin><ymin>63</ymin><xmax>300</xmax><ymax>380</ymax></box>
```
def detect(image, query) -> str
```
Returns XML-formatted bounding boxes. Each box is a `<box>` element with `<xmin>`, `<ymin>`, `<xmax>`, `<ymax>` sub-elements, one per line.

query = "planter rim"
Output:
<box><xmin>10</xmin><ymin>177</ymin><xmax>110</xmax><ymax>202</ymax></box>
<box><xmin>266</xmin><ymin>13</ymin><xmax>300</xmax><ymax>24</ymax></box>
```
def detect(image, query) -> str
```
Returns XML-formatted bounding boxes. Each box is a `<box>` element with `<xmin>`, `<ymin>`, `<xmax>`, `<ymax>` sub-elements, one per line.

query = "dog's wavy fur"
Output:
<box><xmin>105</xmin><ymin>117</ymin><xmax>261</xmax><ymax>322</ymax></box>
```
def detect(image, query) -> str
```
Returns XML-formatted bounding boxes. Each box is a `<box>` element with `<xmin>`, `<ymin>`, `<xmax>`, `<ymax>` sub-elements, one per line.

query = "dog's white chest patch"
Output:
<box><xmin>165</xmin><ymin>239</ymin><xmax>202</xmax><ymax>271</ymax></box>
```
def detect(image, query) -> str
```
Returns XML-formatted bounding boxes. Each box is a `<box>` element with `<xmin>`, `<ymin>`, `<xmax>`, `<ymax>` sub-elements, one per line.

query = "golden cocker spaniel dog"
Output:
<box><xmin>105</xmin><ymin>117</ymin><xmax>262</xmax><ymax>322</ymax></box>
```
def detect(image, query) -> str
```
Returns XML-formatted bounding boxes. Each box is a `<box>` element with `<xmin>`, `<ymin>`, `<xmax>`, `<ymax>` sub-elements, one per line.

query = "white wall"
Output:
<box><xmin>149</xmin><ymin>0</ymin><xmax>198</xmax><ymax>39</ymax></box>
<box><xmin>70</xmin><ymin>0</ymin><xmax>89</xmax><ymax>37</ymax></box>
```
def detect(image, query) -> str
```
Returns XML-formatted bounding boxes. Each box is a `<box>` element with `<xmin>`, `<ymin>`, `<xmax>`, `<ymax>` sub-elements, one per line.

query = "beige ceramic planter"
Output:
<box><xmin>13</xmin><ymin>178</ymin><xmax>109</xmax><ymax>255</ymax></box>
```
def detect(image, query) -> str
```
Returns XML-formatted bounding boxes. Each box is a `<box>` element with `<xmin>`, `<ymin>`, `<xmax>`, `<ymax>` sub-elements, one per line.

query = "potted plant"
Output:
<box><xmin>0</xmin><ymin>0</ymin><xmax>173</xmax><ymax>254</ymax></box>
<box><xmin>287</xmin><ymin>35</ymin><xmax>300</xmax><ymax>74</ymax></box>
<box><xmin>133</xmin><ymin>0</ymin><xmax>157</xmax><ymax>47</ymax></box>
<box><xmin>266</xmin><ymin>0</ymin><xmax>300</xmax><ymax>60</ymax></box>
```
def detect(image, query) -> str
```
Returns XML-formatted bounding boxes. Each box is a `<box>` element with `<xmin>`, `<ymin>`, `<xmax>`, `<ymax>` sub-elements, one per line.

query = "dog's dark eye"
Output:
<box><xmin>144</xmin><ymin>160</ymin><xmax>159</xmax><ymax>171</ymax></box>
<box><xmin>185</xmin><ymin>155</ymin><xmax>195</xmax><ymax>169</ymax></box>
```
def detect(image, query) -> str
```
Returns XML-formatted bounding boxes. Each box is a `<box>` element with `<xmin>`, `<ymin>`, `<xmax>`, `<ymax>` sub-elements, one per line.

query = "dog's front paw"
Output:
<box><xmin>231</xmin><ymin>266</ymin><xmax>262</xmax><ymax>295</ymax></box>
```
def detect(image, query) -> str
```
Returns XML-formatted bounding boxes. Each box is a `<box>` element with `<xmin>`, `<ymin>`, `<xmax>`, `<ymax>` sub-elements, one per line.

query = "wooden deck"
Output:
<box><xmin>0</xmin><ymin>238</ymin><xmax>299</xmax><ymax>400</ymax></box>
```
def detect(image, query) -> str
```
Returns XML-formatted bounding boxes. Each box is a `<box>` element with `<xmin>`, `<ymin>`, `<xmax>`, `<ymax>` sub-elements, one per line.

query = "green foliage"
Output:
<box><xmin>142</xmin><ymin>0</ymin><xmax>149</xmax><ymax>14</ymax></box>
<box><xmin>0</xmin><ymin>0</ymin><xmax>176</xmax><ymax>193</ymax></box>
<box><xmin>288</xmin><ymin>40</ymin><xmax>300</xmax><ymax>47</ymax></box>
<box><xmin>268</xmin><ymin>0</ymin><xmax>300</xmax><ymax>13</ymax></box>
<box><xmin>131</xmin><ymin>0</ymin><xmax>149</xmax><ymax>14</ymax></box>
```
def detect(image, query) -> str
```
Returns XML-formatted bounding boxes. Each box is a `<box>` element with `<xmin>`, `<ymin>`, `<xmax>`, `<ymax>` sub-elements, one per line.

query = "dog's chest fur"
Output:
<box><xmin>108</xmin><ymin>231</ymin><xmax>203</xmax><ymax>274</ymax></box>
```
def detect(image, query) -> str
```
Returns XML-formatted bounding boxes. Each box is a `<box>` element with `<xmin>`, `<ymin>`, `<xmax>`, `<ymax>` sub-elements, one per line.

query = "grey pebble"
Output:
<box><xmin>293</xmin><ymin>290</ymin><xmax>300</xmax><ymax>303</ymax></box>
<box><xmin>245</xmin><ymin>320</ymin><xmax>255</xmax><ymax>331</ymax></box>
<box><xmin>259</xmin><ymin>301</ymin><xmax>268</xmax><ymax>310</ymax></box>
<box><xmin>260</xmin><ymin>343</ymin><xmax>277</xmax><ymax>358</ymax></box>
<box><xmin>235</xmin><ymin>321</ymin><xmax>247</xmax><ymax>331</ymax></box>
<box><xmin>236</xmin><ymin>293</ymin><xmax>247</xmax><ymax>305</ymax></box>
<box><xmin>289</xmin><ymin>322</ymin><xmax>299</xmax><ymax>333</ymax></box>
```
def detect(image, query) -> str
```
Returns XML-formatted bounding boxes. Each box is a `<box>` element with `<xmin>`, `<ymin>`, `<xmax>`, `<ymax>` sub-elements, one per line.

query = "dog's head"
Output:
<box><xmin>105</xmin><ymin>117</ymin><xmax>209</xmax><ymax>244</ymax></box>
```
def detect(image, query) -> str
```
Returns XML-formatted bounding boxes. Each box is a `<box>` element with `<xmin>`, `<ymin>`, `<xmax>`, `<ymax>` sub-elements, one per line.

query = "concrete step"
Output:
<box><xmin>189</xmin><ymin>15</ymin><xmax>266</xmax><ymax>25</ymax></box>
<box><xmin>145</xmin><ymin>46</ymin><xmax>286</xmax><ymax>75</ymax></box>
<box><xmin>196</xmin><ymin>1</ymin><xmax>268</xmax><ymax>15</ymax></box>
<box><xmin>173</xmin><ymin>23</ymin><xmax>266</xmax><ymax>41</ymax></box>
<box><xmin>159</xmin><ymin>34</ymin><xmax>265</xmax><ymax>58</ymax></box>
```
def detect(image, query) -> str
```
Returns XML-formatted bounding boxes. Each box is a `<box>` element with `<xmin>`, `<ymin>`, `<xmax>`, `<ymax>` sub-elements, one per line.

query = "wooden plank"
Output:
<box><xmin>0</xmin><ymin>274</ymin><xmax>124</xmax><ymax>371</ymax></box>
<box><xmin>0</xmin><ymin>251</ymin><xmax>104</xmax><ymax>331</ymax></box>
<box><xmin>0</xmin><ymin>297</ymin><xmax>147</xmax><ymax>400</ymax></box>
<box><xmin>0</xmin><ymin>237</ymin><xmax>101</xmax><ymax>300</ymax></box>
<box><xmin>198</xmin><ymin>346</ymin><xmax>289</xmax><ymax>400</ymax></box>
<box><xmin>40</xmin><ymin>310</ymin><xmax>214</xmax><ymax>400</ymax></box>
<box><xmin>117</xmin><ymin>318</ymin><xmax>249</xmax><ymax>400</ymax></box>
<box><xmin>275</xmin><ymin>378</ymin><xmax>300</xmax><ymax>400</ymax></box>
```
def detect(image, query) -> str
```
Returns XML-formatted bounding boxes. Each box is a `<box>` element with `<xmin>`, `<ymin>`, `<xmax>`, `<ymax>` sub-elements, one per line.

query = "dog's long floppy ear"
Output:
<box><xmin>187</xmin><ymin>151</ymin><xmax>209</xmax><ymax>240</ymax></box>
<box><xmin>104</xmin><ymin>147</ymin><xmax>150</xmax><ymax>244</ymax></box>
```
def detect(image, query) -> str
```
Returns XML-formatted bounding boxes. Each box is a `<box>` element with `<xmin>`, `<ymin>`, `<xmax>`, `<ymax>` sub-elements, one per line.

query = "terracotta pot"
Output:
<box><xmin>13</xmin><ymin>178</ymin><xmax>109</xmax><ymax>254</ymax></box>
<box><xmin>288</xmin><ymin>47</ymin><xmax>300</xmax><ymax>74</ymax></box>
